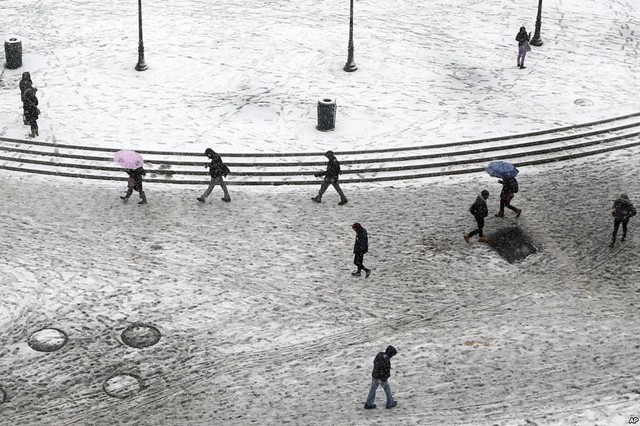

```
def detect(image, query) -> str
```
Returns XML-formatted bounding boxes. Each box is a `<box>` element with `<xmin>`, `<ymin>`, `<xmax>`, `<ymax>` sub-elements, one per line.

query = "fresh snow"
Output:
<box><xmin>1</xmin><ymin>0</ymin><xmax>640</xmax><ymax>425</ymax></box>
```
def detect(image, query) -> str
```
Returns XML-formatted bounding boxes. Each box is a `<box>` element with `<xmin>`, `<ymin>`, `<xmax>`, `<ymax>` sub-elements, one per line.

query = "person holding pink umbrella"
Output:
<box><xmin>114</xmin><ymin>150</ymin><xmax>147</xmax><ymax>204</ymax></box>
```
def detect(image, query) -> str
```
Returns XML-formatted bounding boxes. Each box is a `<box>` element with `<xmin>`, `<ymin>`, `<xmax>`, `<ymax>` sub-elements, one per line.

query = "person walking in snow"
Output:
<box><xmin>351</xmin><ymin>222</ymin><xmax>371</xmax><ymax>277</ymax></box>
<box><xmin>465</xmin><ymin>190</ymin><xmax>490</xmax><ymax>243</ymax></box>
<box><xmin>364</xmin><ymin>345</ymin><xmax>398</xmax><ymax>410</ymax></box>
<box><xmin>311</xmin><ymin>151</ymin><xmax>348</xmax><ymax>205</ymax></box>
<box><xmin>495</xmin><ymin>177</ymin><xmax>522</xmax><ymax>218</ymax></box>
<box><xmin>516</xmin><ymin>26</ymin><xmax>531</xmax><ymax>69</ymax></box>
<box><xmin>120</xmin><ymin>166</ymin><xmax>147</xmax><ymax>204</ymax></box>
<box><xmin>19</xmin><ymin>72</ymin><xmax>33</xmax><ymax>125</ymax></box>
<box><xmin>197</xmin><ymin>148</ymin><xmax>231</xmax><ymax>203</ymax></box>
<box><xmin>23</xmin><ymin>87</ymin><xmax>39</xmax><ymax>137</ymax></box>
<box><xmin>610</xmin><ymin>193</ymin><xmax>636</xmax><ymax>247</ymax></box>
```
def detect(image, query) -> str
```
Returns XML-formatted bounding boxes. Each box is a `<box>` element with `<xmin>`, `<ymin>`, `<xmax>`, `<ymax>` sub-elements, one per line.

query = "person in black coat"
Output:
<box><xmin>352</xmin><ymin>222</ymin><xmax>371</xmax><ymax>277</ymax></box>
<box><xmin>516</xmin><ymin>26</ymin><xmax>531</xmax><ymax>69</ymax></box>
<box><xmin>465</xmin><ymin>190</ymin><xmax>490</xmax><ymax>243</ymax></box>
<box><xmin>495</xmin><ymin>177</ymin><xmax>522</xmax><ymax>218</ymax></box>
<box><xmin>120</xmin><ymin>166</ymin><xmax>147</xmax><ymax>204</ymax></box>
<box><xmin>197</xmin><ymin>148</ymin><xmax>231</xmax><ymax>203</ymax></box>
<box><xmin>19</xmin><ymin>72</ymin><xmax>33</xmax><ymax>125</ymax></box>
<box><xmin>311</xmin><ymin>150</ymin><xmax>348</xmax><ymax>205</ymax></box>
<box><xmin>610</xmin><ymin>193</ymin><xmax>636</xmax><ymax>247</ymax></box>
<box><xmin>364</xmin><ymin>345</ymin><xmax>398</xmax><ymax>409</ymax></box>
<box><xmin>23</xmin><ymin>87</ymin><xmax>39</xmax><ymax>137</ymax></box>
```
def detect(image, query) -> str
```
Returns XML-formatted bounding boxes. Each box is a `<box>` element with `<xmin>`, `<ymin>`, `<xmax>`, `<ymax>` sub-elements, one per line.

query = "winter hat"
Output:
<box><xmin>352</xmin><ymin>222</ymin><xmax>362</xmax><ymax>230</ymax></box>
<box><xmin>481</xmin><ymin>190</ymin><xmax>489</xmax><ymax>198</ymax></box>
<box><xmin>204</xmin><ymin>148</ymin><xmax>215</xmax><ymax>157</ymax></box>
<box><xmin>325</xmin><ymin>150</ymin><xmax>334</xmax><ymax>157</ymax></box>
<box><xmin>385</xmin><ymin>345</ymin><xmax>397</xmax><ymax>357</ymax></box>
<box><xmin>620</xmin><ymin>193</ymin><xmax>629</xmax><ymax>200</ymax></box>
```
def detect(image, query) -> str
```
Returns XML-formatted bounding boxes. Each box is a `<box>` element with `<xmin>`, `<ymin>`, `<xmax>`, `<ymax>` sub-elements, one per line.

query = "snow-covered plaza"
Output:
<box><xmin>1</xmin><ymin>0</ymin><xmax>640</xmax><ymax>424</ymax></box>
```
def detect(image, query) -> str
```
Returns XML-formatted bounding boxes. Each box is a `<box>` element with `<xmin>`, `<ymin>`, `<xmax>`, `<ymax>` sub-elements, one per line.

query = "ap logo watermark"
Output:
<box><xmin>629</xmin><ymin>415</ymin><xmax>639</xmax><ymax>424</ymax></box>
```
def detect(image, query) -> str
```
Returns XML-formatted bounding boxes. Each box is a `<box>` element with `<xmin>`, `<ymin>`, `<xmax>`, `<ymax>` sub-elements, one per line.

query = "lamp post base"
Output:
<box><xmin>530</xmin><ymin>37</ymin><xmax>543</xmax><ymax>47</ymax></box>
<box><xmin>135</xmin><ymin>61</ymin><xmax>148</xmax><ymax>71</ymax></box>
<box><xmin>343</xmin><ymin>61</ymin><xmax>357</xmax><ymax>72</ymax></box>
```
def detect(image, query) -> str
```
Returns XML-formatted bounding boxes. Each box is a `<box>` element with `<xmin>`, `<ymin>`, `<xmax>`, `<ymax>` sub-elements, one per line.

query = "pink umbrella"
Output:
<box><xmin>114</xmin><ymin>150</ymin><xmax>144</xmax><ymax>169</ymax></box>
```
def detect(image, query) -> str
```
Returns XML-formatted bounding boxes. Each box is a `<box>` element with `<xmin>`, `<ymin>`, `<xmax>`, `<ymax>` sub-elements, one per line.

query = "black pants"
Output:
<box><xmin>499</xmin><ymin>193</ymin><xmax>517</xmax><ymax>214</ymax></box>
<box><xmin>354</xmin><ymin>252</ymin><xmax>369</xmax><ymax>272</ymax></box>
<box><xmin>612</xmin><ymin>218</ymin><xmax>629</xmax><ymax>241</ymax></box>
<box><xmin>469</xmin><ymin>217</ymin><xmax>485</xmax><ymax>238</ymax></box>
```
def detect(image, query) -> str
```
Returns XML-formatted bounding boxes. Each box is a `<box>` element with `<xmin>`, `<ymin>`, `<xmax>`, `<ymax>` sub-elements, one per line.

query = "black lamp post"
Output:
<box><xmin>530</xmin><ymin>0</ymin><xmax>543</xmax><ymax>46</ymax></box>
<box><xmin>135</xmin><ymin>0</ymin><xmax>148</xmax><ymax>71</ymax></box>
<box><xmin>343</xmin><ymin>0</ymin><xmax>357</xmax><ymax>72</ymax></box>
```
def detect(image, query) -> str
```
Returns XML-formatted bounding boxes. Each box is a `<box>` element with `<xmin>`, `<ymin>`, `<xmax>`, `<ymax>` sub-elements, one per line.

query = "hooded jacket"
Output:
<box><xmin>206</xmin><ymin>152</ymin><xmax>230</xmax><ymax>179</ymax></box>
<box><xmin>371</xmin><ymin>345</ymin><xmax>397</xmax><ymax>381</ymax></box>
<box><xmin>612</xmin><ymin>196</ymin><xmax>637</xmax><ymax>221</ymax></box>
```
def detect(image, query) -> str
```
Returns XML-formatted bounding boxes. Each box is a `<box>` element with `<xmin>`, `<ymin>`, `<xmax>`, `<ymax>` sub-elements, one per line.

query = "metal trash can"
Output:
<box><xmin>4</xmin><ymin>37</ymin><xmax>22</xmax><ymax>69</ymax></box>
<box><xmin>316</xmin><ymin>98</ymin><xmax>336</xmax><ymax>131</ymax></box>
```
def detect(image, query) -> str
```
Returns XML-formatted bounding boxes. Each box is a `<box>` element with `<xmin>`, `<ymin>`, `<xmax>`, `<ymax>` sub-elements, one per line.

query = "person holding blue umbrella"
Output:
<box><xmin>486</xmin><ymin>161</ymin><xmax>522</xmax><ymax>218</ymax></box>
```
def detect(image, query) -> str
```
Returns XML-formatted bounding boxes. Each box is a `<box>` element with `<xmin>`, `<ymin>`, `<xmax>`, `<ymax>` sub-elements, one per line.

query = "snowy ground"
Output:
<box><xmin>1</xmin><ymin>150</ymin><xmax>640</xmax><ymax>425</ymax></box>
<box><xmin>1</xmin><ymin>0</ymin><xmax>639</xmax><ymax>153</ymax></box>
<box><xmin>1</xmin><ymin>0</ymin><xmax>640</xmax><ymax>424</ymax></box>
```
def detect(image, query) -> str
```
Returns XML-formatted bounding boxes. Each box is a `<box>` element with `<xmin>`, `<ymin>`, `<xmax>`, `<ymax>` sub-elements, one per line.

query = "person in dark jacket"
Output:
<box><xmin>610</xmin><ymin>193</ymin><xmax>636</xmax><ymax>247</ymax></box>
<box><xmin>197</xmin><ymin>148</ymin><xmax>231</xmax><ymax>203</ymax></box>
<box><xmin>120</xmin><ymin>166</ymin><xmax>147</xmax><ymax>204</ymax></box>
<box><xmin>311</xmin><ymin>151</ymin><xmax>348</xmax><ymax>205</ymax></box>
<box><xmin>465</xmin><ymin>190</ymin><xmax>490</xmax><ymax>243</ymax></box>
<box><xmin>516</xmin><ymin>26</ymin><xmax>531</xmax><ymax>69</ymax></box>
<box><xmin>23</xmin><ymin>87</ymin><xmax>39</xmax><ymax>137</ymax></box>
<box><xmin>352</xmin><ymin>222</ymin><xmax>371</xmax><ymax>277</ymax></box>
<box><xmin>364</xmin><ymin>345</ymin><xmax>398</xmax><ymax>409</ymax></box>
<box><xmin>19</xmin><ymin>72</ymin><xmax>33</xmax><ymax>125</ymax></box>
<box><xmin>495</xmin><ymin>177</ymin><xmax>521</xmax><ymax>218</ymax></box>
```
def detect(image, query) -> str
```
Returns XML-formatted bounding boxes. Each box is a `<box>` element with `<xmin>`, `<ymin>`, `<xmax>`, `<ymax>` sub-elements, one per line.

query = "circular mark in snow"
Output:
<box><xmin>574</xmin><ymin>98</ymin><xmax>594</xmax><ymax>107</ymax></box>
<box><xmin>27</xmin><ymin>328</ymin><xmax>68</xmax><ymax>352</ymax></box>
<box><xmin>454</xmin><ymin>70</ymin><xmax>470</xmax><ymax>79</ymax></box>
<box><xmin>121</xmin><ymin>323</ymin><xmax>161</xmax><ymax>349</ymax></box>
<box><xmin>103</xmin><ymin>373</ymin><xmax>142</xmax><ymax>399</ymax></box>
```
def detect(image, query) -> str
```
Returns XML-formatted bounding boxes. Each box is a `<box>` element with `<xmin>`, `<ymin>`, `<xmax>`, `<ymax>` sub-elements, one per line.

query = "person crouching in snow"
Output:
<box><xmin>197</xmin><ymin>148</ymin><xmax>231</xmax><ymax>203</ymax></box>
<box><xmin>352</xmin><ymin>222</ymin><xmax>371</xmax><ymax>277</ymax></box>
<box><xmin>465</xmin><ymin>190</ymin><xmax>490</xmax><ymax>243</ymax></box>
<box><xmin>121</xmin><ymin>167</ymin><xmax>147</xmax><ymax>204</ymax></box>
<box><xmin>364</xmin><ymin>345</ymin><xmax>398</xmax><ymax>410</ymax></box>
<box><xmin>610</xmin><ymin>193</ymin><xmax>636</xmax><ymax>247</ymax></box>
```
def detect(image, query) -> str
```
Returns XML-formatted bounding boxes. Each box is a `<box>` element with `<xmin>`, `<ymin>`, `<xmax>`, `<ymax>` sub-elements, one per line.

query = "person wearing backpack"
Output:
<box><xmin>197</xmin><ymin>148</ymin><xmax>231</xmax><ymax>203</ymax></box>
<box><xmin>364</xmin><ymin>345</ymin><xmax>398</xmax><ymax>409</ymax></box>
<box><xmin>610</xmin><ymin>193</ymin><xmax>636</xmax><ymax>247</ymax></box>
<box><xmin>465</xmin><ymin>190</ymin><xmax>490</xmax><ymax>243</ymax></box>
<box><xmin>495</xmin><ymin>177</ymin><xmax>522</xmax><ymax>218</ymax></box>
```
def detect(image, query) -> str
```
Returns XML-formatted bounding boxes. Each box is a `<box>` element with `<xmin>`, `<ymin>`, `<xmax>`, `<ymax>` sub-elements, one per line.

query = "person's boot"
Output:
<box><xmin>222</xmin><ymin>196</ymin><xmax>231</xmax><ymax>202</ymax></box>
<box><xmin>365</xmin><ymin>269</ymin><xmax>371</xmax><ymax>278</ymax></box>
<box><xmin>338</xmin><ymin>198</ymin><xmax>348</xmax><ymax>205</ymax></box>
<box><xmin>138</xmin><ymin>191</ymin><xmax>147</xmax><ymax>205</ymax></box>
<box><xmin>609</xmin><ymin>240</ymin><xmax>615</xmax><ymax>248</ymax></box>
<box><xmin>386</xmin><ymin>401</ymin><xmax>397</xmax><ymax>409</ymax></box>
<box><xmin>197</xmin><ymin>197</ymin><xmax>205</xmax><ymax>203</ymax></box>
<box><xmin>515</xmin><ymin>208</ymin><xmax>522</xmax><ymax>218</ymax></box>
<box><xmin>463</xmin><ymin>234</ymin><xmax>470</xmax><ymax>243</ymax></box>
<box><xmin>364</xmin><ymin>404</ymin><xmax>376</xmax><ymax>409</ymax></box>
<box><xmin>479</xmin><ymin>236</ymin><xmax>489</xmax><ymax>243</ymax></box>
<box><xmin>495</xmin><ymin>212</ymin><xmax>504</xmax><ymax>218</ymax></box>
<box><xmin>120</xmin><ymin>195</ymin><xmax>129</xmax><ymax>201</ymax></box>
<box><xmin>311</xmin><ymin>196</ymin><xmax>321</xmax><ymax>203</ymax></box>
<box><xmin>351</xmin><ymin>271</ymin><xmax>361</xmax><ymax>277</ymax></box>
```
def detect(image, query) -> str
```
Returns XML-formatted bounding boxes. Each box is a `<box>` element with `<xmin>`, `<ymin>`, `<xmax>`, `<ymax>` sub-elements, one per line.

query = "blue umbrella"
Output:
<box><xmin>486</xmin><ymin>161</ymin><xmax>519</xmax><ymax>178</ymax></box>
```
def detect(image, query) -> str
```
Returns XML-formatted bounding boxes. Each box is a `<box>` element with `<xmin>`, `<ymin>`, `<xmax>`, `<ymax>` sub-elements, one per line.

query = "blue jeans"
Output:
<box><xmin>365</xmin><ymin>378</ymin><xmax>394</xmax><ymax>407</ymax></box>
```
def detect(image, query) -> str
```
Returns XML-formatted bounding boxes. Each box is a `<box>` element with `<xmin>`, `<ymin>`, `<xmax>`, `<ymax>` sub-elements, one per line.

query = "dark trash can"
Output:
<box><xmin>317</xmin><ymin>98</ymin><xmax>336</xmax><ymax>131</ymax></box>
<box><xmin>4</xmin><ymin>37</ymin><xmax>22</xmax><ymax>69</ymax></box>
